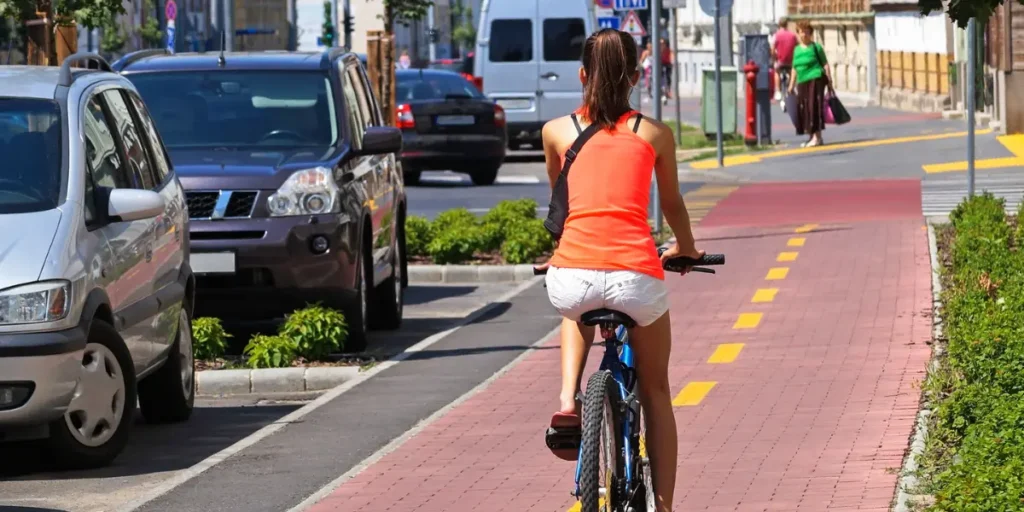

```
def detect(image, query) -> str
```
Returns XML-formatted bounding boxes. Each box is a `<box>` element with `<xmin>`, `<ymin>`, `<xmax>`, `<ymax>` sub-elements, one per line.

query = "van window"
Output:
<box><xmin>489</xmin><ymin>19</ymin><xmax>533</xmax><ymax>62</ymax></box>
<box><xmin>543</xmin><ymin>18</ymin><xmax>586</xmax><ymax>61</ymax></box>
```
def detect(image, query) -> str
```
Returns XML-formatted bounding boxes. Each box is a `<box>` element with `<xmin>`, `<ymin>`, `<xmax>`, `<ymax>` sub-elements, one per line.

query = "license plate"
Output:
<box><xmin>436</xmin><ymin>115</ymin><xmax>475</xmax><ymax>126</ymax></box>
<box><xmin>191</xmin><ymin>252</ymin><xmax>236</xmax><ymax>274</ymax></box>
<box><xmin>496</xmin><ymin>99</ymin><xmax>531</xmax><ymax>110</ymax></box>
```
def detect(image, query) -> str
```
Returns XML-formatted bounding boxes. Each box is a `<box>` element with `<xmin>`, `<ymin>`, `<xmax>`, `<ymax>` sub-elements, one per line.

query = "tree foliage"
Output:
<box><xmin>919</xmin><ymin>0</ymin><xmax>1024</xmax><ymax>28</ymax></box>
<box><xmin>0</xmin><ymin>0</ymin><xmax>124</xmax><ymax>27</ymax></box>
<box><xmin>138</xmin><ymin>0</ymin><xmax>163</xmax><ymax>48</ymax></box>
<box><xmin>451</xmin><ymin>0</ymin><xmax>475</xmax><ymax>51</ymax></box>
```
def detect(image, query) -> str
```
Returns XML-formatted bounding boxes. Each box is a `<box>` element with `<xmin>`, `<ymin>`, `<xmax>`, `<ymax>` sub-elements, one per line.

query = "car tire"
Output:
<box><xmin>344</xmin><ymin>232</ymin><xmax>372</xmax><ymax>353</ymax></box>
<box><xmin>509</xmin><ymin>141</ymin><xmax>522</xmax><ymax>151</ymax></box>
<box><xmin>45</xmin><ymin>319</ymin><xmax>136</xmax><ymax>470</ymax></box>
<box><xmin>470</xmin><ymin>165</ymin><xmax>500</xmax><ymax>186</ymax></box>
<box><xmin>404</xmin><ymin>169</ymin><xmax>421</xmax><ymax>186</ymax></box>
<box><xmin>370</xmin><ymin>217</ymin><xmax>405</xmax><ymax>330</ymax></box>
<box><xmin>138</xmin><ymin>307</ymin><xmax>195</xmax><ymax>424</ymax></box>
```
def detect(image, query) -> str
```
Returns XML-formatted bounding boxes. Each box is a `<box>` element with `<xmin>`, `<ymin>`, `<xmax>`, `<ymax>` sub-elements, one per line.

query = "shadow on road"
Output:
<box><xmin>405</xmin><ymin>285</ymin><xmax>477</xmax><ymax>306</ymax></box>
<box><xmin>695</xmin><ymin>226</ymin><xmax>851</xmax><ymax>243</ymax></box>
<box><xmin>504</xmin><ymin>153</ymin><xmax>544</xmax><ymax>163</ymax></box>
<box><xmin>0</xmin><ymin>508</ymin><xmax>69</xmax><ymax>512</ymax></box>
<box><xmin>0</xmin><ymin>404</ymin><xmax>297</xmax><ymax>480</ymax></box>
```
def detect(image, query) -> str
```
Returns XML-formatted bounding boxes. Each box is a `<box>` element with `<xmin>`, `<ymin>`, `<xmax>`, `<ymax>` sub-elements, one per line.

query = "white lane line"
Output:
<box><xmin>116</xmin><ymin>276</ymin><xmax>544</xmax><ymax>512</ymax></box>
<box><xmin>418</xmin><ymin>174</ymin><xmax>542</xmax><ymax>185</ymax></box>
<box><xmin>287</xmin><ymin>323</ymin><xmax>561</xmax><ymax>512</ymax></box>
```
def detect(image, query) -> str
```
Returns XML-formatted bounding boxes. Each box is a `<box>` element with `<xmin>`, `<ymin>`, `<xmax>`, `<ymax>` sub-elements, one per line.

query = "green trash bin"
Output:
<box><xmin>700</xmin><ymin>66</ymin><xmax>738</xmax><ymax>136</ymax></box>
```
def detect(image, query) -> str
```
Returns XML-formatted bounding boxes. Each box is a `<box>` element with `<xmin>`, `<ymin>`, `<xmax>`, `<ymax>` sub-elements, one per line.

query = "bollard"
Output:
<box><xmin>743</xmin><ymin>60</ymin><xmax>759</xmax><ymax>146</ymax></box>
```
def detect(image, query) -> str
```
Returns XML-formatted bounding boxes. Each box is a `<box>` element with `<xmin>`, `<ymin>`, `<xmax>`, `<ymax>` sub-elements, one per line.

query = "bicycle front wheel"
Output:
<box><xmin>580</xmin><ymin>370</ymin><xmax>624</xmax><ymax>512</ymax></box>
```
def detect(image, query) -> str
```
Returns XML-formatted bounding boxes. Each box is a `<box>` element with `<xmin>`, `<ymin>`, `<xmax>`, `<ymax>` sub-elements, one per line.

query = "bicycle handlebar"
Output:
<box><xmin>532</xmin><ymin>249</ymin><xmax>725</xmax><ymax>276</ymax></box>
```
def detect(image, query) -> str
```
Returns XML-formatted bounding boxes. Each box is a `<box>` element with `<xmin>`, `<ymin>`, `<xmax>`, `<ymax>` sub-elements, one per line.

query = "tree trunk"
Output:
<box><xmin>55</xmin><ymin>24</ymin><xmax>78</xmax><ymax>64</ymax></box>
<box><xmin>383</xmin><ymin>5</ymin><xmax>394</xmax><ymax>36</ymax></box>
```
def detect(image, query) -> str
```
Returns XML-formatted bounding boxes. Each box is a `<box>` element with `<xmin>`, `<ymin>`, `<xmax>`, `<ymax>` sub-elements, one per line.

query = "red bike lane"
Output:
<box><xmin>304</xmin><ymin>179</ymin><xmax>932</xmax><ymax>512</ymax></box>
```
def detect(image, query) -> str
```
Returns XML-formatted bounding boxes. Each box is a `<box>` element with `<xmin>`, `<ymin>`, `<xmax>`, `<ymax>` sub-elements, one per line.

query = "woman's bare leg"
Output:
<box><xmin>560</xmin><ymin>317</ymin><xmax>595</xmax><ymax>415</ymax></box>
<box><xmin>630</xmin><ymin>312</ymin><xmax>677</xmax><ymax>512</ymax></box>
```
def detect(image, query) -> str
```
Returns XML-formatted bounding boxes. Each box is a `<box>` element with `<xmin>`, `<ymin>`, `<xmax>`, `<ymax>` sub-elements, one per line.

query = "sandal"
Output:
<box><xmin>546</xmin><ymin>410</ymin><xmax>582</xmax><ymax>461</ymax></box>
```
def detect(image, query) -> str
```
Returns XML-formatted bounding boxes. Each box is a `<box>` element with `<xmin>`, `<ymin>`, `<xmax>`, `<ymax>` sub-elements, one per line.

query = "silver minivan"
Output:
<box><xmin>473</xmin><ymin>0</ymin><xmax>595</xmax><ymax>149</ymax></box>
<box><xmin>0</xmin><ymin>55</ymin><xmax>194</xmax><ymax>469</ymax></box>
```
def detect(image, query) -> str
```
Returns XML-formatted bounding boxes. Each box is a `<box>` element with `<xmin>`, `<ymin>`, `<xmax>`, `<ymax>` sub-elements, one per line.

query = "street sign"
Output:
<box><xmin>598</xmin><ymin>17</ymin><xmax>620</xmax><ymax>30</ymax></box>
<box><xmin>595</xmin><ymin>0</ymin><xmax>614</xmax><ymax>8</ymax></box>
<box><xmin>165</xmin><ymin>0</ymin><xmax>177</xmax><ymax>21</ymax></box>
<box><xmin>621</xmin><ymin>10</ymin><xmax>646</xmax><ymax>38</ymax></box>
<box><xmin>662</xmin><ymin>0</ymin><xmax>686</xmax><ymax>6</ymax></box>
<box><xmin>596</xmin><ymin>7</ymin><xmax>615</xmax><ymax>18</ymax></box>
<box><xmin>614</xmin><ymin>0</ymin><xmax>648</xmax><ymax>10</ymax></box>
<box><xmin>699</xmin><ymin>0</ymin><xmax>732</xmax><ymax>17</ymax></box>
<box><xmin>166</xmin><ymin>21</ymin><xmax>176</xmax><ymax>53</ymax></box>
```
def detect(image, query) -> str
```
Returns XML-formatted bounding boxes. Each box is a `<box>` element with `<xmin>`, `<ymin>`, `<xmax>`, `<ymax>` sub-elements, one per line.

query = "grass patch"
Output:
<box><xmin>668</xmin><ymin>121</ymin><xmax>745</xmax><ymax>150</ymax></box>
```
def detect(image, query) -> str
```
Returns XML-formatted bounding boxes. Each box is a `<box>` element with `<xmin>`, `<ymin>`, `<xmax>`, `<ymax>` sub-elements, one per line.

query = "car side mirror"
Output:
<box><xmin>107</xmin><ymin>189</ymin><xmax>165</xmax><ymax>222</ymax></box>
<box><xmin>358</xmin><ymin>126</ymin><xmax>402</xmax><ymax>155</ymax></box>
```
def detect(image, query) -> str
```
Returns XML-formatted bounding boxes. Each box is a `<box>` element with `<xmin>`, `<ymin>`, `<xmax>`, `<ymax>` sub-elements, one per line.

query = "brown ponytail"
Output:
<box><xmin>581</xmin><ymin>28</ymin><xmax>639</xmax><ymax>129</ymax></box>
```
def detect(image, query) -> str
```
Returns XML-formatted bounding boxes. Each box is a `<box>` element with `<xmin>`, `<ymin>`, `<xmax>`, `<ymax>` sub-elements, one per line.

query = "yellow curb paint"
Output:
<box><xmin>673</xmin><ymin>381</ymin><xmax>718</xmax><ymax>406</ymax></box>
<box><xmin>766</xmin><ymin>267</ymin><xmax>790</xmax><ymax>280</ymax></box>
<box><xmin>567</xmin><ymin>498</ymin><xmax>605</xmax><ymax>512</ymax></box>
<box><xmin>777</xmin><ymin>252</ymin><xmax>799</xmax><ymax>262</ymax></box>
<box><xmin>733</xmin><ymin>313</ymin><xmax>763</xmax><ymax>329</ymax></box>
<box><xmin>751</xmin><ymin>288</ymin><xmax>779</xmax><ymax>303</ymax></box>
<box><xmin>690</xmin><ymin>129</ymin><xmax>993</xmax><ymax>169</ymax></box>
<box><xmin>922</xmin><ymin>156</ymin><xmax>1024</xmax><ymax>173</ymax></box>
<box><xmin>708</xmin><ymin>343</ymin><xmax>745</xmax><ymax>363</ymax></box>
<box><xmin>794</xmin><ymin>223</ymin><xmax>818</xmax><ymax>233</ymax></box>
<box><xmin>787</xmin><ymin>237</ymin><xmax>806</xmax><ymax>247</ymax></box>
<box><xmin>999</xmin><ymin>134</ymin><xmax>1024</xmax><ymax>157</ymax></box>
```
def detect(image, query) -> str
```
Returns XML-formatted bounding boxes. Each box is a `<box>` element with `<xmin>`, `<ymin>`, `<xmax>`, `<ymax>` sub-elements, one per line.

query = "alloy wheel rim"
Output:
<box><xmin>179</xmin><ymin>311</ymin><xmax>195</xmax><ymax>399</ymax></box>
<box><xmin>64</xmin><ymin>343</ymin><xmax>126</xmax><ymax>448</ymax></box>
<box><xmin>394</xmin><ymin>238</ymin><xmax>403</xmax><ymax>312</ymax></box>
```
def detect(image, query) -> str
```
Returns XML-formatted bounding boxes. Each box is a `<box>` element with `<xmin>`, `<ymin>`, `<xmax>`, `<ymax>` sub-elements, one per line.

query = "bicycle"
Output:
<box><xmin>535</xmin><ymin>251</ymin><xmax>726</xmax><ymax>512</ymax></box>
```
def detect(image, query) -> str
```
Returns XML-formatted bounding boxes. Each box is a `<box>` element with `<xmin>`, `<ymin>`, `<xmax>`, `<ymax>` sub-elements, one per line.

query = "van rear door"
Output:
<box><xmin>538</xmin><ymin>0</ymin><xmax>591</xmax><ymax>122</ymax></box>
<box><xmin>478</xmin><ymin>0</ymin><xmax>540</xmax><ymax>134</ymax></box>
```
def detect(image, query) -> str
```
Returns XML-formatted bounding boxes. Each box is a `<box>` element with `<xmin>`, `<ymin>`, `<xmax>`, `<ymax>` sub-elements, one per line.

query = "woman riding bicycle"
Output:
<box><xmin>538</xmin><ymin>28</ymin><xmax>703</xmax><ymax>512</ymax></box>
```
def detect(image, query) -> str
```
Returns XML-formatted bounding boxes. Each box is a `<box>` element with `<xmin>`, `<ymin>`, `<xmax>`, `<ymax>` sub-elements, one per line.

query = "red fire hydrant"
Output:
<box><xmin>743</xmin><ymin>60</ymin><xmax>759</xmax><ymax>146</ymax></box>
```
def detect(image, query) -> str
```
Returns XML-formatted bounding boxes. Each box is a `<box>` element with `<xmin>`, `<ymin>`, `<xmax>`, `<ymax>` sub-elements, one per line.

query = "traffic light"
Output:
<box><xmin>323</xmin><ymin>27</ymin><xmax>335</xmax><ymax>47</ymax></box>
<box><xmin>343</xmin><ymin>13</ymin><xmax>354</xmax><ymax>36</ymax></box>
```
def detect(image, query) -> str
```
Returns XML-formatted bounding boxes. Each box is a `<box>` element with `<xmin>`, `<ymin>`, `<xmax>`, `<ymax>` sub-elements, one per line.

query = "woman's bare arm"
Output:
<box><xmin>542</xmin><ymin>118</ymin><xmax>567</xmax><ymax>189</ymax></box>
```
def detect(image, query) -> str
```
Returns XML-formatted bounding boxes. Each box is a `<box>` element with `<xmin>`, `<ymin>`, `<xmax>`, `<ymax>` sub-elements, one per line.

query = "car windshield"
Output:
<box><xmin>0</xmin><ymin>98</ymin><xmax>62</xmax><ymax>214</ymax></box>
<box><xmin>126</xmin><ymin>71</ymin><xmax>339</xmax><ymax>149</ymax></box>
<box><xmin>397</xmin><ymin>73</ymin><xmax>486</xmax><ymax>101</ymax></box>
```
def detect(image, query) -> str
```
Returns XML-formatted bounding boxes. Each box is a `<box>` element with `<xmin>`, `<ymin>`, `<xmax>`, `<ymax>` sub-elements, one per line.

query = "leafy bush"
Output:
<box><xmin>279</xmin><ymin>304</ymin><xmax>348</xmax><ymax>359</ymax></box>
<box><xmin>501</xmin><ymin>218</ymin><xmax>554</xmax><ymax>264</ymax></box>
<box><xmin>481</xmin><ymin>199</ymin><xmax>538</xmax><ymax>251</ymax></box>
<box><xmin>429</xmin><ymin>208</ymin><xmax>478</xmax><ymax>239</ymax></box>
<box><xmin>428</xmin><ymin>225</ymin><xmax>486</xmax><ymax>264</ymax></box>
<box><xmin>191</xmin><ymin>317</ymin><xmax>231</xmax><ymax>361</ymax></box>
<box><xmin>243</xmin><ymin>335</ymin><xmax>297</xmax><ymax>369</ymax></box>
<box><xmin>405</xmin><ymin>215</ymin><xmax>431</xmax><ymax>256</ymax></box>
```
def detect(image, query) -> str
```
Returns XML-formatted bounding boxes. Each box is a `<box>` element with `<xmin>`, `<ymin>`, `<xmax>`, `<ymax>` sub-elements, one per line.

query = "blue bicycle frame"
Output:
<box><xmin>573</xmin><ymin>324</ymin><xmax>640</xmax><ymax>497</ymax></box>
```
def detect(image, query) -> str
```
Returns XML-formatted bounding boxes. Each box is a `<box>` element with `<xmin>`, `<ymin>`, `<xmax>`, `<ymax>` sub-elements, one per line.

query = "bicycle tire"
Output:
<box><xmin>580</xmin><ymin>370</ymin><xmax>624</xmax><ymax>512</ymax></box>
<box><xmin>638</xmin><ymin>410</ymin><xmax>656</xmax><ymax>512</ymax></box>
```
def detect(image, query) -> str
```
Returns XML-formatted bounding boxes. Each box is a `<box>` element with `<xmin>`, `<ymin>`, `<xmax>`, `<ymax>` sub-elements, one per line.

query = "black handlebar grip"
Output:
<box><xmin>656</xmin><ymin>247</ymin><xmax>726</xmax><ymax>267</ymax></box>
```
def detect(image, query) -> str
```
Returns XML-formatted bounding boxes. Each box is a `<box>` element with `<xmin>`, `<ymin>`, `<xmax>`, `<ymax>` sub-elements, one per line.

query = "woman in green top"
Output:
<box><xmin>786</xmin><ymin>21</ymin><xmax>834</xmax><ymax>147</ymax></box>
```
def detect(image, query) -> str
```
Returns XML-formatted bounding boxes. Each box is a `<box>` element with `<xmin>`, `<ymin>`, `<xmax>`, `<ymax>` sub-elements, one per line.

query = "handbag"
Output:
<box><xmin>544</xmin><ymin>117</ymin><xmax>602</xmax><ymax>241</ymax></box>
<box><xmin>812</xmin><ymin>44</ymin><xmax>851</xmax><ymax>125</ymax></box>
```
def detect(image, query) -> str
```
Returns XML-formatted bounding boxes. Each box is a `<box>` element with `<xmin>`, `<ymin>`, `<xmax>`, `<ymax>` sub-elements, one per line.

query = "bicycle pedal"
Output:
<box><xmin>545</xmin><ymin>426</ymin><xmax>581</xmax><ymax>451</ymax></box>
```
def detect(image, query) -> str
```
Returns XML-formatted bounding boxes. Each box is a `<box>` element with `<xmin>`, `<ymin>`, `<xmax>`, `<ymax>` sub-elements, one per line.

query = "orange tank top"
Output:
<box><xmin>548</xmin><ymin>110</ymin><xmax>665</xmax><ymax>280</ymax></box>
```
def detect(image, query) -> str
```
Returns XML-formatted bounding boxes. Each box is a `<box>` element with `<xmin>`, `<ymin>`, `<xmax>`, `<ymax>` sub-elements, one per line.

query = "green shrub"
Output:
<box><xmin>428</xmin><ymin>225</ymin><xmax>486</xmax><ymax>264</ymax></box>
<box><xmin>500</xmin><ymin>218</ymin><xmax>554</xmax><ymax>264</ymax></box>
<box><xmin>482</xmin><ymin>199</ymin><xmax>539</xmax><ymax>251</ymax></box>
<box><xmin>191</xmin><ymin>317</ymin><xmax>231</xmax><ymax>361</ymax></box>
<box><xmin>429</xmin><ymin>208</ymin><xmax>478</xmax><ymax>238</ymax></box>
<box><xmin>405</xmin><ymin>215</ymin><xmax>431</xmax><ymax>256</ymax></box>
<box><xmin>279</xmin><ymin>304</ymin><xmax>348</xmax><ymax>359</ymax></box>
<box><xmin>243</xmin><ymin>334</ymin><xmax>297</xmax><ymax>369</ymax></box>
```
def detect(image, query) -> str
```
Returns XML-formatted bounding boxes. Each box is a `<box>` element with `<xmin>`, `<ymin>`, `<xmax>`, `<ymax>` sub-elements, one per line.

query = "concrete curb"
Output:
<box><xmin>196</xmin><ymin>366</ymin><xmax>362</xmax><ymax>396</ymax></box>
<box><xmin>892</xmin><ymin>221</ymin><xmax>945</xmax><ymax>512</ymax></box>
<box><xmin>408</xmin><ymin>264</ymin><xmax>538</xmax><ymax>284</ymax></box>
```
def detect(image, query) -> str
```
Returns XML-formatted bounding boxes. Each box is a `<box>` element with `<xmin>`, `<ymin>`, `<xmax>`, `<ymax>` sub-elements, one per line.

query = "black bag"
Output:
<box><xmin>543</xmin><ymin>121</ymin><xmax>603</xmax><ymax>240</ymax></box>
<box><xmin>827</xmin><ymin>94</ymin><xmax>852</xmax><ymax>125</ymax></box>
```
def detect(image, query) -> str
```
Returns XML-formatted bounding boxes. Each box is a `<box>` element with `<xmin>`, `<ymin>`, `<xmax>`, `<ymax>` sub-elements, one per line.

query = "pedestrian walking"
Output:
<box><xmin>659</xmin><ymin>38</ymin><xmax>673</xmax><ymax>103</ymax></box>
<box><xmin>398</xmin><ymin>49</ymin><xmax>412</xmax><ymax>69</ymax></box>
<box><xmin>787</xmin><ymin>21</ymin><xmax>833</xmax><ymax>147</ymax></box>
<box><xmin>640</xmin><ymin>42</ymin><xmax>653</xmax><ymax>99</ymax></box>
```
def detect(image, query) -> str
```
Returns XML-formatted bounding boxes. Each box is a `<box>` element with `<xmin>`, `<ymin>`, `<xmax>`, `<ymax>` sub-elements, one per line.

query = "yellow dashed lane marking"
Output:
<box><xmin>787</xmin><ymin>237</ymin><xmax>806</xmax><ymax>247</ymax></box>
<box><xmin>708</xmin><ymin>343</ymin><xmax>745</xmax><ymax>363</ymax></box>
<box><xmin>766</xmin><ymin>267</ymin><xmax>789</xmax><ymax>280</ymax></box>
<box><xmin>567</xmin><ymin>498</ymin><xmax>606</xmax><ymax>511</ymax></box>
<box><xmin>777</xmin><ymin>252</ymin><xmax>799</xmax><ymax>262</ymax></box>
<box><xmin>733</xmin><ymin>313</ymin><xmax>763</xmax><ymax>329</ymax></box>
<box><xmin>794</xmin><ymin>223</ymin><xmax>818</xmax><ymax>233</ymax></box>
<box><xmin>751</xmin><ymin>288</ymin><xmax>778</xmax><ymax>303</ymax></box>
<box><xmin>673</xmin><ymin>382</ymin><xmax>718</xmax><ymax>406</ymax></box>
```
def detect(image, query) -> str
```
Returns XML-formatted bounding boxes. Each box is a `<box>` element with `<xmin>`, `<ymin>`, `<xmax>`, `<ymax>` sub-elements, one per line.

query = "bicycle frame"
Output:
<box><xmin>573</xmin><ymin>323</ymin><xmax>641</xmax><ymax>498</ymax></box>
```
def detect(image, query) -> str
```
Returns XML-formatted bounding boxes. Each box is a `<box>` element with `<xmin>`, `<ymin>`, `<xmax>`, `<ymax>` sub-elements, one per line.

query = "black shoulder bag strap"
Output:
<box><xmin>543</xmin><ymin>115</ymin><xmax>603</xmax><ymax>241</ymax></box>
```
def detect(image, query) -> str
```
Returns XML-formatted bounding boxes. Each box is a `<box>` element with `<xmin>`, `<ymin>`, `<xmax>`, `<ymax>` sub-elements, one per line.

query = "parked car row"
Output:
<box><xmin>0</xmin><ymin>47</ymin><xmax>408</xmax><ymax>469</ymax></box>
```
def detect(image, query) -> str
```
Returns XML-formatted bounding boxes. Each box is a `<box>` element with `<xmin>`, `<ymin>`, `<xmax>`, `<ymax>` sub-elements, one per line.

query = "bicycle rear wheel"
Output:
<box><xmin>580</xmin><ymin>370</ymin><xmax>624</xmax><ymax>512</ymax></box>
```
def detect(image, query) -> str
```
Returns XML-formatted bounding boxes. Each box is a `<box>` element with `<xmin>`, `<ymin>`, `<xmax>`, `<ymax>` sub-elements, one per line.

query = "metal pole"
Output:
<box><xmin>287</xmin><ymin>0</ymin><xmax>296</xmax><ymax>51</ymax></box>
<box><xmin>222</xmin><ymin>0</ymin><xmax>234</xmax><ymax>51</ymax></box>
<box><xmin>967</xmin><ymin>17</ymin><xmax>976</xmax><ymax>197</ymax></box>
<box><xmin>330</xmin><ymin>0</ymin><xmax>338</xmax><ymax>47</ymax></box>
<box><xmin>670</xmin><ymin>8</ymin><xmax>681</xmax><ymax>146</ymax></box>
<box><xmin>713</xmin><ymin>0</ymin><xmax>724</xmax><ymax>167</ymax></box>
<box><xmin>428</xmin><ymin>4</ymin><xmax>437</xmax><ymax>61</ymax></box>
<box><xmin>651</xmin><ymin>0</ymin><xmax>663</xmax><ymax>233</ymax></box>
<box><xmin>343</xmin><ymin>0</ymin><xmax>352</xmax><ymax>50</ymax></box>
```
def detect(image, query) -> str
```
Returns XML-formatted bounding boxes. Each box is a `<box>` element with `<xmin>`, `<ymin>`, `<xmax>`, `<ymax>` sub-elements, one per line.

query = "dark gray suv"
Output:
<box><xmin>114</xmin><ymin>49</ymin><xmax>407</xmax><ymax>351</ymax></box>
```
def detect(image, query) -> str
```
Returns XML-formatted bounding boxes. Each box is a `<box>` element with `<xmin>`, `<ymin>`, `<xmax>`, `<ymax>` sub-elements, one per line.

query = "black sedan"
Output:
<box><xmin>395</xmin><ymin>69</ymin><xmax>507</xmax><ymax>186</ymax></box>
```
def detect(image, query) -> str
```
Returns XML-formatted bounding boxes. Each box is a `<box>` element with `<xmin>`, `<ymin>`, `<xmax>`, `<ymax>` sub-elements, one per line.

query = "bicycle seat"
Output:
<box><xmin>580</xmin><ymin>309</ymin><xmax>636</xmax><ymax>328</ymax></box>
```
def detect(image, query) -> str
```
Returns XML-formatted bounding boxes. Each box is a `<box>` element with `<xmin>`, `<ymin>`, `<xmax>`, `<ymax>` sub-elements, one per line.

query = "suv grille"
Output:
<box><xmin>185</xmin><ymin>191</ymin><xmax>258</xmax><ymax>219</ymax></box>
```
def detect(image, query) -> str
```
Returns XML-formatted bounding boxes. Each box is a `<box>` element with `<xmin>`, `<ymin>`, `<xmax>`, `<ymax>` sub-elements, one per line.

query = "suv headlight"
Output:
<box><xmin>0</xmin><ymin>281</ymin><xmax>71</xmax><ymax>326</ymax></box>
<box><xmin>267</xmin><ymin>167</ymin><xmax>341</xmax><ymax>217</ymax></box>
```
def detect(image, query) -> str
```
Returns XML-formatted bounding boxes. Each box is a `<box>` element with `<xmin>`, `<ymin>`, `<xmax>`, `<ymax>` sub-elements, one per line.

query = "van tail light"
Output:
<box><xmin>473</xmin><ymin>76</ymin><xmax>483</xmax><ymax>91</ymax></box>
<box><xmin>396</xmin><ymin>104</ymin><xmax>415</xmax><ymax>129</ymax></box>
<box><xmin>493</xmin><ymin>104</ymin><xmax>506</xmax><ymax>127</ymax></box>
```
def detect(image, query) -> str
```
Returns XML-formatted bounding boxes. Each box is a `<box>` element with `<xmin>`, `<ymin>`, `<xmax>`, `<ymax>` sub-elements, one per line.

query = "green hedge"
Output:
<box><xmin>405</xmin><ymin>199</ymin><xmax>553</xmax><ymax>264</ymax></box>
<box><xmin>920</xmin><ymin>193</ymin><xmax>1024</xmax><ymax>511</ymax></box>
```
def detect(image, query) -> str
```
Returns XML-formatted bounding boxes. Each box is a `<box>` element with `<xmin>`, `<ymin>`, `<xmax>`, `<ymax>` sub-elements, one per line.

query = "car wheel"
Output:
<box><xmin>45</xmin><ymin>319</ymin><xmax>136</xmax><ymax>469</ymax></box>
<box><xmin>509</xmin><ymin>141</ymin><xmax>522</xmax><ymax>151</ymax></box>
<box><xmin>404</xmin><ymin>169</ymin><xmax>421</xmax><ymax>186</ymax></box>
<box><xmin>138</xmin><ymin>307</ymin><xmax>195</xmax><ymax>424</ymax></box>
<box><xmin>344</xmin><ymin>236</ymin><xmax>372</xmax><ymax>353</ymax></box>
<box><xmin>470</xmin><ymin>165</ymin><xmax>500</xmax><ymax>186</ymax></box>
<box><xmin>370</xmin><ymin>218</ymin><xmax>405</xmax><ymax>330</ymax></box>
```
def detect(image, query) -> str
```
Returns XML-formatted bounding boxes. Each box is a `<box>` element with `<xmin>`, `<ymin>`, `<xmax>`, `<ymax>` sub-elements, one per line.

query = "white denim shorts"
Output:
<box><xmin>546</xmin><ymin>266</ymin><xmax>669</xmax><ymax>327</ymax></box>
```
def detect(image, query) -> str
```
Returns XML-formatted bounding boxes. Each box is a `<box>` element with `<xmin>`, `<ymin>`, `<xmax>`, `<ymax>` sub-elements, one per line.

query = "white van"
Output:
<box><xmin>473</xmin><ymin>0</ymin><xmax>595</xmax><ymax>150</ymax></box>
